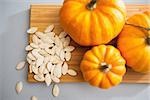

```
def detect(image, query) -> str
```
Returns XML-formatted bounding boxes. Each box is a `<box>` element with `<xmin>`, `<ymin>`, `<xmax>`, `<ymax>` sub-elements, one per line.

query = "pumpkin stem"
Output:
<box><xmin>100</xmin><ymin>62</ymin><xmax>112</xmax><ymax>73</ymax></box>
<box><xmin>126</xmin><ymin>23</ymin><xmax>150</xmax><ymax>45</ymax></box>
<box><xmin>146</xmin><ymin>36</ymin><xmax>150</xmax><ymax>45</ymax></box>
<box><xmin>86</xmin><ymin>0</ymin><xmax>97</xmax><ymax>10</ymax></box>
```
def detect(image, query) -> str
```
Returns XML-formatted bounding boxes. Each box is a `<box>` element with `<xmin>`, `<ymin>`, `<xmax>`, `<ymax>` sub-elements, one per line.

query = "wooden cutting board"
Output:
<box><xmin>28</xmin><ymin>4</ymin><xmax>150</xmax><ymax>83</ymax></box>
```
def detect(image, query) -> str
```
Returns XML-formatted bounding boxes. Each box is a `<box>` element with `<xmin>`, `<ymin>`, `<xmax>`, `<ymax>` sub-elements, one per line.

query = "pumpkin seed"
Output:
<box><xmin>45</xmin><ymin>73</ymin><xmax>52</xmax><ymax>86</ymax></box>
<box><xmin>34</xmin><ymin>74</ymin><xmax>45</xmax><ymax>82</ymax></box>
<box><xmin>16</xmin><ymin>61</ymin><xmax>26</xmax><ymax>70</ymax></box>
<box><xmin>31</xmin><ymin>96</ymin><xmax>38</xmax><ymax>100</ymax></box>
<box><xmin>16</xmin><ymin>81</ymin><xmax>23</xmax><ymax>94</ymax></box>
<box><xmin>53</xmin><ymin>63</ymin><xmax>62</xmax><ymax>78</ymax></box>
<box><xmin>44</xmin><ymin>24</ymin><xmax>54</xmax><ymax>33</ymax></box>
<box><xmin>36</xmin><ymin>56</ymin><xmax>44</xmax><ymax>67</ymax></box>
<box><xmin>59</xmin><ymin>31</ymin><xmax>67</xmax><ymax>39</ymax></box>
<box><xmin>62</xmin><ymin>62</ymin><xmax>68</xmax><ymax>75</ymax></box>
<box><xmin>32</xmin><ymin>35</ymin><xmax>39</xmax><ymax>44</ymax></box>
<box><xmin>47</xmin><ymin>62</ymin><xmax>52</xmax><ymax>71</ymax></box>
<box><xmin>35</xmin><ymin>31</ymin><xmax>45</xmax><ymax>39</ymax></box>
<box><xmin>51</xmin><ymin>75</ymin><xmax>60</xmax><ymax>83</ymax></box>
<box><xmin>43</xmin><ymin>68</ymin><xmax>49</xmax><ymax>74</ymax></box>
<box><xmin>26</xmin><ymin>57</ymin><xmax>32</xmax><ymax>64</ymax></box>
<box><xmin>27</xmin><ymin>27</ymin><xmax>38</xmax><ymax>34</ymax></box>
<box><xmin>30</xmin><ymin>43</ymin><xmax>39</xmax><ymax>49</ymax></box>
<box><xmin>65</xmin><ymin>52</ymin><xmax>71</xmax><ymax>61</ymax></box>
<box><xmin>63</xmin><ymin>36</ymin><xmax>70</xmax><ymax>47</ymax></box>
<box><xmin>25</xmin><ymin>45</ymin><xmax>33</xmax><ymax>51</ymax></box>
<box><xmin>32</xmin><ymin>65</ymin><xmax>39</xmax><ymax>74</ymax></box>
<box><xmin>52</xmin><ymin>84</ymin><xmax>59</xmax><ymax>97</ymax></box>
<box><xmin>67</xmin><ymin>69</ymin><xmax>77</xmax><ymax>76</ymax></box>
<box><xmin>27</xmin><ymin>52</ymin><xmax>36</xmax><ymax>61</ymax></box>
<box><xmin>64</xmin><ymin>46</ymin><xmax>75</xmax><ymax>52</ymax></box>
<box><xmin>60</xmin><ymin>49</ymin><xmax>65</xmax><ymax>61</ymax></box>
<box><xmin>38</xmin><ymin>64</ymin><xmax>45</xmax><ymax>74</ymax></box>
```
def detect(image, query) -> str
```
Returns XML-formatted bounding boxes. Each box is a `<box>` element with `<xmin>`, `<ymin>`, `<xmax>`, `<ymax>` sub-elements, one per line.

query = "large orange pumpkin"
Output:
<box><xmin>59</xmin><ymin>0</ymin><xmax>126</xmax><ymax>46</ymax></box>
<box><xmin>80</xmin><ymin>45</ymin><xmax>126</xmax><ymax>89</ymax></box>
<box><xmin>118</xmin><ymin>11</ymin><xmax>150</xmax><ymax>73</ymax></box>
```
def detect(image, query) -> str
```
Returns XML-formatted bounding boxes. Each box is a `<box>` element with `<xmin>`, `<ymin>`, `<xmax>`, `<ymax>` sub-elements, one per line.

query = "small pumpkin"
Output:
<box><xmin>60</xmin><ymin>0</ymin><xmax>126</xmax><ymax>46</ymax></box>
<box><xmin>118</xmin><ymin>11</ymin><xmax>150</xmax><ymax>73</ymax></box>
<box><xmin>80</xmin><ymin>45</ymin><xmax>126</xmax><ymax>89</ymax></box>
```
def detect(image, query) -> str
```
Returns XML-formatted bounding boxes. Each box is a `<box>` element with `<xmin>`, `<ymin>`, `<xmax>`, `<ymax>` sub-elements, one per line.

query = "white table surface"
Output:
<box><xmin>0</xmin><ymin>0</ymin><xmax>150</xmax><ymax>100</ymax></box>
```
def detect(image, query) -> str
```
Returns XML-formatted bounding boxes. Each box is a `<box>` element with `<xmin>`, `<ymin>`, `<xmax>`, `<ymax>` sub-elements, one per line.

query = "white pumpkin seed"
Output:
<box><xmin>51</xmin><ymin>75</ymin><xmax>60</xmax><ymax>83</ymax></box>
<box><xmin>52</xmin><ymin>84</ymin><xmax>59</xmax><ymax>97</ymax></box>
<box><xmin>59</xmin><ymin>32</ymin><xmax>67</xmax><ymax>39</ymax></box>
<box><xmin>25</xmin><ymin>45</ymin><xmax>33</xmax><ymax>51</ymax></box>
<box><xmin>45</xmin><ymin>73</ymin><xmax>52</xmax><ymax>86</ymax></box>
<box><xmin>50</xmin><ymin>65</ymin><xmax>55</xmax><ymax>75</ymax></box>
<box><xmin>44</xmin><ymin>56</ymin><xmax>51</xmax><ymax>64</ymax></box>
<box><xmin>30</xmin><ymin>43</ymin><xmax>39</xmax><ymax>49</ymax></box>
<box><xmin>16</xmin><ymin>61</ymin><xmax>26</xmax><ymax>70</ymax></box>
<box><xmin>38</xmin><ymin>64</ymin><xmax>45</xmax><ymax>74</ymax></box>
<box><xmin>53</xmin><ymin>63</ymin><xmax>62</xmax><ymax>78</ymax></box>
<box><xmin>44</xmin><ymin>24</ymin><xmax>54</xmax><ymax>33</ymax></box>
<box><xmin>47</xmin><ymin>62</ymin><xmax>52</xmax><ymax>71</ymax></box>
<box><xmin>27</xmin><ymin>27</ymin><xmax>38</xmax><ymax>34</ymax></box>
<box><xmin>62</xmin><ymin>62</ymin><xmax>68</xmax><ymax>75</ymax></box>
<box><xmin>47</xmin><ymin>32</ymin><xmax>55</xmax><ymax>36</ymax></box>
<box><xmin>67</xmin><ymin>69</ymin><xmax>77</xmax><ymax>76</ymax></box>
<box><xmin>31</xmin><ymin>49</ymin><xmax>41</xmax><ymax>58</ymax></box>
<box><xmin>36</xmin><ymin>56</ymin><xmax>44</xmax><ymax>67</ymax></box>
<box><xmin>63</xmin><ymin>36</ymin><xmax>70</xmax><ymax>47</ymax></box>
<box><xmin>51</xmin><ymin>55</ymin><xmax>62</xmax><ymax>64</ymax></box>
<box><xmin>34</xmin><ymin>74</ymin><xmax>45</xmax><ymax>82</ymax></box>
<box><xmin>60</xmin><ymin>49</ymin><xmax>65</xmax><ymax>61</ymax></box>
<box><xmin>31</xmin><ymin>96</ymin><xmax>38</xmax><ymax>100</ymax></box>
<box><xmin>27</xmin><ymin>57</ymin><xmax>32</xmax><ymax>64</ymax></box>
<box><xmin>64</xmin><ymin>46</ymin><xmax>75</xmax><ymax>52</ymax></box>
<box><xmin>39</xmin><ymin>49</ymin><xmax>48</xmax><ymax>56</ymax></box>
<box><xmin>32</xmin><ymin>35</ymin><xmax>39</xmax><ymax>44</ymax></box>
<box><xmin>35</xmin><ymin>31</ymin><xmax>45</xmax><ymax>39</ymax></box>
<box><xmin>55</xmin><ymin>47</ymin><xmax>62</xmax><ymax>56</ymax></box>
<box><xmin>39</xmin><ymin>43</ymin><xmax>49</xmax><ymax>49</ymax></box>
<box><xmin>65</xmin><ymin>52</ymin><xmax>71</xmax><ymax>61</ymax></box>
<box><xmin>43</xmin><ymin>68</ymin><xmax>49</xmax><ymax>74</ymax></box>
<box><xmin>45</xmin><ymin>48</ymin><xmax>54</xmax><ymax>55</ymax></box>
<box><xmin>27</xmin><ymin>52</ymin><xmax>36</xmax><ymax>61</ymax></box>
<box><xmin>32</xmin><ymin>65</ymin><xmax>39</xmax><ymax>74</ymax></box>
<box><xmin>16</xmin><ymin>81</ymin><xmax>23</xmax><ymax>94</ymax></box>
<box><xmin>41</xmin><ymin>36</ymin><xmax>54</xmax><ymax>44</ymax></box>
<box><xmin>54</xmin><ymin>35</ymin><xmax>60</xmax><ymax>46</ymax></box>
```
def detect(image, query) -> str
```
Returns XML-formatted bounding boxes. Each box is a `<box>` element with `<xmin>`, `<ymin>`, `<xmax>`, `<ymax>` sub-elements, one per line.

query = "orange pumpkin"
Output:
<box><xmin>80</xmin><ymin>45</ymin><xmax>126</xmax><ymax>89</ymax></box>
<box><xmin>59</xmin><ymin>0</ymin><xmax>126</xmax><ymax>46</ymax></box>
<box><xmin>118</xmin><ymin>11</ymin><xmax>150</xmax><ymax>73</ymax></box>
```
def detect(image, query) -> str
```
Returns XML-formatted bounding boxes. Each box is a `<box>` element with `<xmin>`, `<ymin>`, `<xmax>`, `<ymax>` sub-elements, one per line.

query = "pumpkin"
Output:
<box><xmin>117</xmin><ymin>11</ymin><xmax>150</xmax><ymax>73</ymax></box>
<box><xmin>59</xmin><ymin>0</ymin><xmax>126</xmax><ymax>46</ymax></box>
<box><xmin>80</xmin><ymin>45</ymin><xmax>126</xmax><ymax>89</ymax></box>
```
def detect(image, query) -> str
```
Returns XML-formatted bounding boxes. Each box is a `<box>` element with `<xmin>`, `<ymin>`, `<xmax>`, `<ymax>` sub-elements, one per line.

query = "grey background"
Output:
<box><xmin>0</xmin><ymin>0</ymin><xmax>150</xmax><ymax>100</ymax></box>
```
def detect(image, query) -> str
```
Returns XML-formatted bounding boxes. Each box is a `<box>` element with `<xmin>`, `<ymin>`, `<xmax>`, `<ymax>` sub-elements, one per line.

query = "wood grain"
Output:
<box><xmin>28</xmin><ymin>4</ymin><xmax>150</xmax><ymax>83</ymax></box>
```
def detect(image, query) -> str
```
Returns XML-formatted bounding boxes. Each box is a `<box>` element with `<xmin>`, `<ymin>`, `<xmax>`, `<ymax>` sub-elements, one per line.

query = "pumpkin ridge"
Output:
<box><xmin>133</xmin><ymin>48</ymin><xmax>150</xmax><ymax>72</ymax></box>
<box><xmin>99</xmin><ymin>6</ymin><xmax>124</xmax><ymax>36</ymax></box>
<box><xmin>99</xmin><ymin>4</ymin><xmax>126</xmax><ymax>20</ymax></box>
<box><xmin>91</xmin><ymin>46</ymin><xmax>102</xmax><ymax>62</ymax></box>
<box><xmin>79</xmin><ymin>11</ymin><xmax>91</xmax><ymax>44</ymax></box>
<box><xmin>96</xmin><ymin>8</ymin><xmax>117</xmax><ymax>39</ymax></box>
<box><xmin>106</xmin><ymin>72</ymin><xmax>115</xmax><ymax>86</ymax></box>
<box><xmin>83</xmin><ymin>69</ymin><xmax>100</xmax><ymax>81</ymax></box>
<box><xmin>88</xmin><ymin>71</ymin><xmax>100</xmax><ymax>83</ymax></box>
